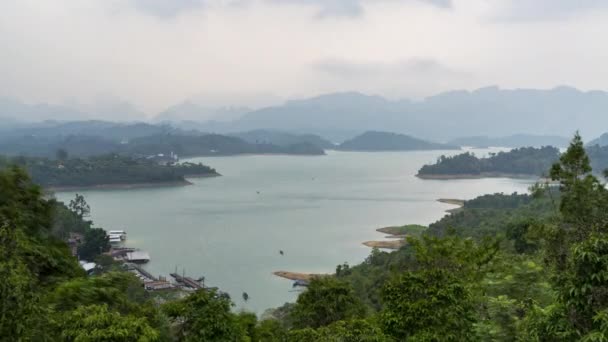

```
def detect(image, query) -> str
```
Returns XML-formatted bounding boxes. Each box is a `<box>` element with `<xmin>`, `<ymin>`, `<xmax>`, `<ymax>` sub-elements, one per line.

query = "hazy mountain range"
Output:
<box><xmin>2</xmin><ymin>86</ymin><xmax>608</xmax><ymax>142</ymax></box>
<box><xmin>154</xmin><ymin>101</ymin><xmax>251</xmax><ymax>123</ymax></box>
<box><xmin>222</xmin><ymin>86</ymin><xmax>608</xmax><ymax>141</ymax></box>
<box><xmin>448</xmin><ymin>135</ymin><xmax>571</xmax><ymax>148</ymax></box>
<box><xmin>589</xmin><ymin>133</ymin><xmax>608</xmax><ymax>147</ymax></box>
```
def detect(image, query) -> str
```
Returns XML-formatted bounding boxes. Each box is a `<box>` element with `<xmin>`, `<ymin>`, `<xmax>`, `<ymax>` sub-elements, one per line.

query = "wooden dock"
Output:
<box><xmin>170</xmin><ymin>273</ymin><xmax>203</xmax><ymax>290</ymax></box>
<box><xmin>131</xmin><ymin>264</ymin><xmax>157</xmax><ymax>281</ymax></box>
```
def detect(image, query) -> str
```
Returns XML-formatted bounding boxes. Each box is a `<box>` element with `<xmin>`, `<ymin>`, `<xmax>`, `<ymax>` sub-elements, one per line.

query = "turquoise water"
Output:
<box><xmin>55</xmin><ymin>149</ymin><xmax>533</xmax><ymax>313</ymax></box>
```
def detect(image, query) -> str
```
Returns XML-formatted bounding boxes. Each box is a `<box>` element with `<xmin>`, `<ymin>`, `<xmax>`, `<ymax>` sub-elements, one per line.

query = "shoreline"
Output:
<box><xmin>416</xmin><ymin>172</ymin><xmax>539</xmax><ymax>180</ymax></box>
<box><xmin>362</xmin><ymin>240</ymin><xmax>406</xmax><ymax>249</ymax></box>
<box><xmin>47</xmin><ymin>173</ymin><xmax>221</xmax><ymax>192</ymax></box>
<box><xmin>184</xmin><ymin>173</ymin><xmax>222</xmax><ymax>178</ymax></box>
<box><xmin>438</xmin><ymin>198</ymin><xmax>465</xmax><ymax>213</ymax></box>
<box><xmin>48</xmin><ymin>179</ymin><xmax>194</xmax><ymax>192</ymax></box>
<box><xmin>273</xmin><ymin>271</ymin><xmax>326</xmax><ymax>281</ymax></box>
<box><xmin>274</xmin><ymin>197</ymin><xmax>466</xmax><ymax>280</ymax></box>
<box><xmin>437</xmin><ymin>198</ymin><xmax>465</xmax><ymax>206</ymax></box>
<box><xmin>183</xmin><ymin>152</ymin><xmax>326</xmax><ymax>159</ymax></box>
<box><xmin>48</xmin><ymin>180</ymin><xmax>193</xmax><ymax>192</ymax></box>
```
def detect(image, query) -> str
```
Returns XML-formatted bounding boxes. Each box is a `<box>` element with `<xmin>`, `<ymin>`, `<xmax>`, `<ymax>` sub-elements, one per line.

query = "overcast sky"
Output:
<box><xmin>1</xmin><ymin>0</ymin><xmax>607</xmax><ymax>115</ymax></box>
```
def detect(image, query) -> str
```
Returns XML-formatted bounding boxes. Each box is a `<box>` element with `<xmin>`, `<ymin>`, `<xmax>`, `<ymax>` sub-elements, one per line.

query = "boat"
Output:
<box><xmin>109</xmin><ymin>236</ymin><xmax>122</xmax><ymax>244</ymax></box>
<box><xmin>108</xmin><ymin>230</ymin><xmax>127</xmax><ymax>240</ymax></box>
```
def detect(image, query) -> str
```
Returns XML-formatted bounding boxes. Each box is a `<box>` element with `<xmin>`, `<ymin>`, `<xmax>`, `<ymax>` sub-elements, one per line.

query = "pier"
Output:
<box><xmin>128</xmin><ymin>263</ymin><xmax>157</xmax><ymax>281</ymax></box>
<box><xmin>170</xmin><ymin>273</ymin><xmax>204</xmax><ymax>290</ymax></box>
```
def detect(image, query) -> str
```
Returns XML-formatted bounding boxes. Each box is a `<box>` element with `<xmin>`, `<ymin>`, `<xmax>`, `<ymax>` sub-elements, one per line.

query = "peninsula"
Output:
<box><xmin>417</xmin><ymin>146</ymin><xmax>560</xmax><ymax>179</ymax></box>
<box><xmin>0</xmin><ymin>154</ymin><xmax>219</xmax><ymax>189</ymax></box>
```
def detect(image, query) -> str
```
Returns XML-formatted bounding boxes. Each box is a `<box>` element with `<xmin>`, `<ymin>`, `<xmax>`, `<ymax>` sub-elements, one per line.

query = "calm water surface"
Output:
<box><xmin>56</xmin><ymin>149</ymin><xmax>533</xmax><ymax>313</ymax></box>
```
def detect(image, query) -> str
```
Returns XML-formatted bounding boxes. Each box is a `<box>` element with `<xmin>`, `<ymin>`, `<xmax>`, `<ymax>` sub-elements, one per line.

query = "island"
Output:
<box><xmin>337</xmin><ymin>131</ymin><xmax>460</xmax><ymax>151</ymax></box>
<box><xmin>0</xmin><ymin>154</ymin><xmax>219</xmax><ymax>189</ymax></box>
<box><xmin>417</xmin><ymin>146</ymin><xmax>560</xmax><ymax>179</ymax></box>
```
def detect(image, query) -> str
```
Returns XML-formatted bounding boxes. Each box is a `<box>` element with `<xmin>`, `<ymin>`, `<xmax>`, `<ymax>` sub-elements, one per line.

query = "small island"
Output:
<box><xmin>417</xmin><ymin>146</ymin><xmax>560</xmax><ymax>179</ymax></box>
<box><xmin>0</xmin><ymin>154</ymin><xmax>220</xmax><ymax>189</ymax></box>
<box><xmin>337</xmin><ymin>131</ymin><xmax>460</xmax><ymax>151</ymax></box>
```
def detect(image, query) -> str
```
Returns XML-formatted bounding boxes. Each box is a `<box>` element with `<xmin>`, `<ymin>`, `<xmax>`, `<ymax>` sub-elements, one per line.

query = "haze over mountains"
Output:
<box><xmin>223</xmin><ymin>86</ymin><xmax>608</xmax><ymax>141</ymax></box>
<box><xmin>3</xmin><ymin>86</ymin><xmax>608</xmax><ymax>143</ymax></box>
<box><xmin>589</xmin><ymin>133</ymin><xmax>608</xmax><ymax>147</ymax></box>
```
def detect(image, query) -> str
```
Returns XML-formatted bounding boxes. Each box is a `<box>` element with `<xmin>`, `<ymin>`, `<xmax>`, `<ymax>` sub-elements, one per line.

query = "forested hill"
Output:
<box><xmin>337</xmin><ymin>131</ymin><xmax>459</xmax><ymax>151</ymax></box>
<box><xmin>417</xmin><ymin>146</ymin><xmax>561</xmax><ymax>178</ymax></box>
<box><xmin>125</xmin><ymin>134</ymin><xmax>325</xmax><ymax>157</ymax></box>
<box><xmin>230</xmin><ymin>130</ymin><xmax>335</xmax><ymax>149</ymax></box>
<box><xmin>0</xmin><ymin>154</ymin><xmax>218</xmax><ymax>188</ymax></box>
<box><xmin>0</xmin><ymin>132</ymin><xmax>326</xmax><ymax>159</ymax></box>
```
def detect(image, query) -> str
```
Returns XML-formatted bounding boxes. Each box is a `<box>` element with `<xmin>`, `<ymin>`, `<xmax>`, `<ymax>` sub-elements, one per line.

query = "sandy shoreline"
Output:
<box><xmin>273</xmin><ymin>271</ymin><xmax>326</xmax><ymax>281</ymax></box>
<box><xmin>416</xmin><ymin>172</ymin><xmax>538</xmax><ymax>180</ymax></box>
<box><xmin>437</xmin><ymin>198</ymin><xmax>465</xmax><ymax>206</ymax></box>
<box><xmin>362</xmin><ymin>240</ymin><xmax>406</xmax><ymax>249</ymax></box>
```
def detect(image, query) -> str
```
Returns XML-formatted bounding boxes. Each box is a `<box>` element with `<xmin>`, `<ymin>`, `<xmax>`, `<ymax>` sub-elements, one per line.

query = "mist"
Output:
<box><xmin>2</xmin><ymin>0</ymin><xmax>608</xmax><ymax>119</ymax></box>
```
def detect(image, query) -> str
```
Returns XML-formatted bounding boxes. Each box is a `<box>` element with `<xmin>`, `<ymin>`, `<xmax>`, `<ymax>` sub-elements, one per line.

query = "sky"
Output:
<box><xmin>1</xmin><ymin>0</ymin><xmax>608</xmax><ymax>116</ymax></box>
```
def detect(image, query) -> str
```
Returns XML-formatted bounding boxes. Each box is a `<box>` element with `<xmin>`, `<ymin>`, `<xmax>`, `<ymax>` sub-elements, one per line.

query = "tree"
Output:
<box><xmin>79</xmin><ymin>228</ymin><xmax>110</xmax><ymax>261</ymax></box>
<box><xmin>0</xmin><ymin>167</ymin><xmax>83</xmax><ymax>339</ymax></box>
<box><xmin>317</xmin><ymin>319</ymin><xmax>390</xmax><ymax>342</ymax></box>
<box><xmin>56</xmin><ymin>149</ymin><xmax>69</xmax><ymax>161</ymax></box>
<box><xmin>68</xmin><ymin>194</ymin><xmax>90</xmax><ymax>219</ymax></box>
<box><xmin>381</xmin><ymin>269</ymin><xmax>477</xmax><ymax>341</ymax></box>
<box><xmin>57</xmin><ymin>304</ymin><xmax>159</xmax><ymax>342</ymax></box>
<box><xmin>235</xmin><ymin>311</ymin><xmax>258</xmax><ymax>341</ymax></box>
<box><xmin>290</xmin><ymin>277</ymin><xmax>366</xmax><ymax>329</ymax></box>
<box><xmin>50</xmin><ymin>200</ymin><xmax>93</xmax><ymax>239</ymax></box>
<box><xmin>163</xmin><ymin>289</ymin><xmax>242</xmax><ymax>341</ymax></box>
<box><xmin>256</xmin><ymin>319</ymin><xmax>288</xmax><ymax>342</ymax></box>
<box><xmin>550</xmin><ymin>132</ymin><xmax>608</xmax><ymax>232</ymax></box>
<box><xmin>0</xmin><ymin>221</ymin><xmax>42</xmax><ymax>340</ymax></box>
<box><xmin>522</xmin><ymin>134</ymin><xmax>608</xmax><ymax>340</ymax></box>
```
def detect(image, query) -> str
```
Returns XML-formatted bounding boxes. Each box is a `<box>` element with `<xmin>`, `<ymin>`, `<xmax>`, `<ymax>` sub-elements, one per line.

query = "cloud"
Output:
<box><xmin>2</xmin><ymin>0</ymin><xmax>608</xmax><ymax>116</ymax></box>
<box><xmin>492</xmin><ymin>0</ymin><xmax>608</xmax><ymax>21</ymax></box>
<box><xmin>130</xmin><ymin>0</ymin><xmax>453</xmax><ymax>19</ymax></box>
<box><xmin>270</xmin><ymin>0</ymin><xmax>451</xmax><ymax>18</ymax></box>
<box><xmin>314</xmin><ymin>58</ymin><xmax>465</xmax><ymax>78</ymax></box>
<box><xmin>129</xmin><ymin>0</ymin><xmax>250</xmax><ymax>18</ymax></box>
<box><xmin>131</xmin><ymin>0</ymin><xmax>205</xmax><ymax>17</ymax></box>
<box><xmin>312</xmin><ymin>58</ymin><xmax>471</xmax><ymax>98</ymax></box>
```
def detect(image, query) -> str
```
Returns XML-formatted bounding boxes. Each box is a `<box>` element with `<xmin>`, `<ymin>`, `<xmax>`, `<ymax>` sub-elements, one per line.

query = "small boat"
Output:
<box><xmin>109</xmin><ymin>236</ymin><xmax>122</xmax><ymax>244</ymax></box>
<box><xmin>108</xmin><ymin>230</ymin><xmax>127</xmax><ymax>240</ymax></box>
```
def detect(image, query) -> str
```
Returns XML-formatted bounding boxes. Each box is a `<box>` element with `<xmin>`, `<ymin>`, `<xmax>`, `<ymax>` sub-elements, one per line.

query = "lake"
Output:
<box><xmin>55</xmin><ymin>149</ymin><xmax>534</xmax><ymax>314</ymax></box>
